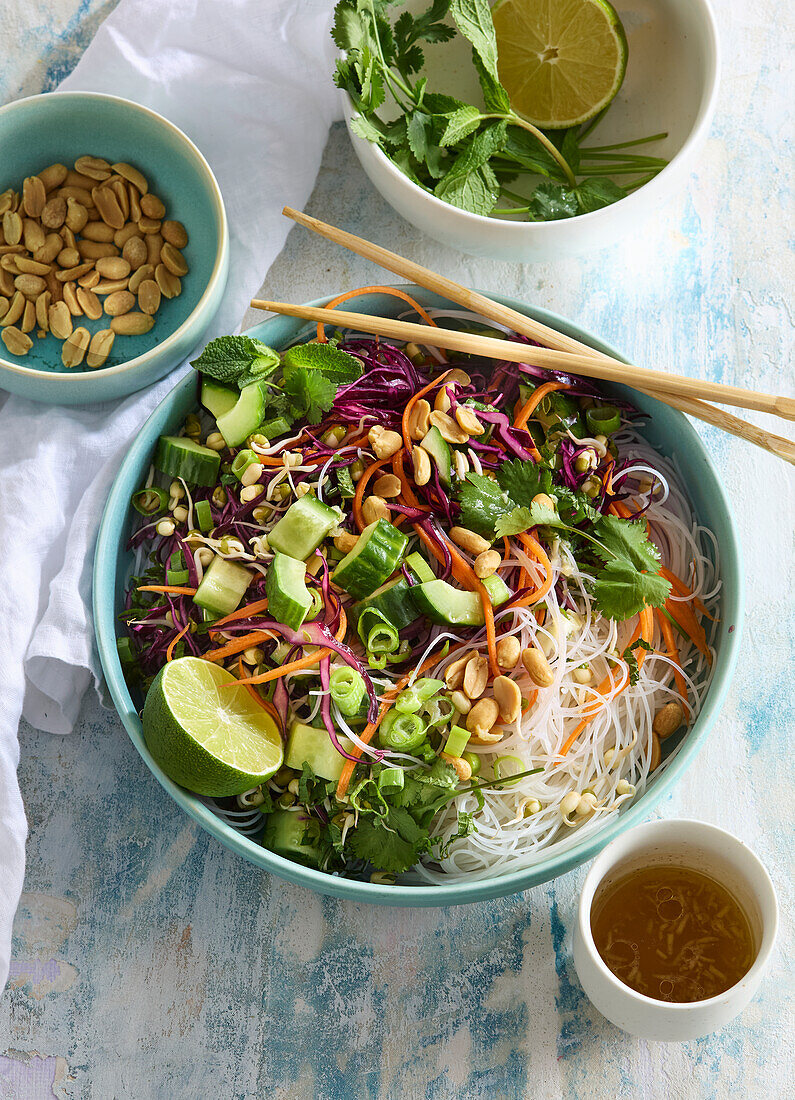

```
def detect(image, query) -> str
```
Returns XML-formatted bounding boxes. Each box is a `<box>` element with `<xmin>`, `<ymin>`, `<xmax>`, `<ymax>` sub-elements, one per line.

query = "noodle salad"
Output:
<box><xmin>120</xmin><ymin>288</ymin><xmax>719</xmax><ymax>883</ymax></box>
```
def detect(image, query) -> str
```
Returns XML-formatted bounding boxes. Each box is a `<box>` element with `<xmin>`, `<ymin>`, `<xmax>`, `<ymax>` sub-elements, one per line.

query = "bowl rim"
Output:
<box><xmin>343</xmin><ymin>0</ymin><xmax>721</xmax><ymax>232</ymax></box>
<box><xmin>0</xmin><ymin>90</ymin><xmax>230</xmax><ymax>384</ymax></box>
<box><xmin>575</xmin><ymin>818</ymin><xmax>779</xmax><ymax>1011</ymax></box>
<box><xmin>93</xmin><ymin>287</ymin><xmax>744</xmax><ymax>907</ymax></box>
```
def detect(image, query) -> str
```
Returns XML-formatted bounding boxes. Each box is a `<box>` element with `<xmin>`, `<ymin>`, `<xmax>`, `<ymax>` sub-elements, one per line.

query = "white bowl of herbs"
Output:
<box><xmin>334</xmin><ymin>0</ymin><xmax>720</xmax><ymax>262</ymax></box>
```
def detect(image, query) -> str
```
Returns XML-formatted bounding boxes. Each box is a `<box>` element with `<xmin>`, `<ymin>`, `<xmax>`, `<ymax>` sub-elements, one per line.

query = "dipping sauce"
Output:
<box><xmin>591</xmin><ymin>865</ymin><xmax>756</xmax><ymax>1003</ymax></box>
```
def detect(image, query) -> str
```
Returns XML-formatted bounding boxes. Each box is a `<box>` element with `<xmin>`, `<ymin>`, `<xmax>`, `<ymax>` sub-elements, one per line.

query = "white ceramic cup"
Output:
<box><xmin>572</xmin><ymin>819</ymin><xmax>779</xmax><ymax>1041</ymax></box>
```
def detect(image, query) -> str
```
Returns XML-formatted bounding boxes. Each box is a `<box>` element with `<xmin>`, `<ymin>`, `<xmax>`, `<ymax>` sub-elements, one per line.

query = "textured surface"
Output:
<box><xmin>2</xmin><ymin>1</ymin><xmax>793</xmax><ymax>1097</ymax></box>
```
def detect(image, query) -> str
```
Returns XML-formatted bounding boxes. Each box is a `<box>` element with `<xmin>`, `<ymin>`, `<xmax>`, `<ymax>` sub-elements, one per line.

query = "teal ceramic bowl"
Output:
<box><xmin>0</xmin><ymin>92</ymin><xmax>229</xmax><ymax>405</ymax></box>
<box><xmin>93</xmin><ymin>288</ymin><xmax>744</xmax><ymax>906</ymax></box>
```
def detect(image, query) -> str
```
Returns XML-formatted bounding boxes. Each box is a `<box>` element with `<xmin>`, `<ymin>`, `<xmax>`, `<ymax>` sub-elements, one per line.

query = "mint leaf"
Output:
<box><xmin>593</xmin><ymin>560</ymin><xmax>671</xmax><ymax>622</ymax></box>
<box><xmin>450</xmin><ymin>0</ymin><xmax>500</xmax><ymax>84</ymax></box>
<box><xmin>439</xmin><ymin>105</ymin><xmax>482</xmax><ymax>146</ymax></box>
<box><xmin>191</xmin><ymin>335</ymin><xmax>279</xmax><ymax>387</ymax></box>
<box><xmin>497</xmin><ymin>459</ymin><xmax>553</xmax><ymax>507</ymax></box>
<box><xmin>622</xmin><ymin>638</ymin><xmax>654</xmax><ymax>685</ymax></box>
<box><xmin>283</xmin><ymin>370</ymin><xmax>338</xmax><ymax>424</ymax></box>
<box><xmin>592</xmin><ymin>514</ymin><xmax>662</xmax><ymax>574</ymax></box>
<box><xmin>456</xmin><ymin>472</ymin><xmax>509</xmax><ymax>539</ymax></box>
<box><xmin>436</xmin><ymin>165</ymin><xmax>497</xmax><ymax>214</ymax></box>
<box><xmin>283</xmin><ymin>342</ymin><xmax>363</xmax><ymax>383</ymax></box>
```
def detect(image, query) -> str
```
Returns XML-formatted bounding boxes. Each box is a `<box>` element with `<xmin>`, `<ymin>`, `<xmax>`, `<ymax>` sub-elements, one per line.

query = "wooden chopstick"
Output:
<box><xmin>279</xmin><ymin>207</ymin><xmax>795</xmax><ymax>463</ymax></box>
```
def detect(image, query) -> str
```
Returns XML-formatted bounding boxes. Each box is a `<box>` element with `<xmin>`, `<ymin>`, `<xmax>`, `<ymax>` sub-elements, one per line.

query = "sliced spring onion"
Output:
<box><xmin>586</xmin><ymin>405</ymin><xmax>621</xmax><ymax>436</ymax></box>
<box><xmin>462</xmin><ymin>750</ymin><xmax>481</xmax><ymax>777</ymax></box>
<box><xmin>379</xmin><ymin>711</ymin><xmax>426</xmax><ymax>752</ymax></box>
<box><xmin>194</xmin><ymin>498</ymin><xmax>213</xmax><ymax>533</ymax></box>
<box><xmin>329</xmin><ymin>666</ymin><xmax>367</xmax><ymax>717</ymax></box>
<box><xmin>231</xmin><ymin>449</ymin><xmax>260</xmax><ymax>481</ymax></box>
<box><xmin>377</xmin><ymin>767</ymin><xmax>405</xmax><ymax>792</ymax></box>
<box><xmin>443</xmin><ymin>724</ymin><xmax>471</xmax><ymax>759</ymax></box>
<box><xmin>167</xmin><ymin>569</ymin><xmax>190</xmax><ymax>585</ymax></box>
<box><xmin>495</xmin><ymin>755</ymin><xmax>526</xmax><ymax>787</ymax></box>
<box><xmin>116</xmin><ymin>637</ymin><xmax>136</xmax><ymax>665</ymax></box>
<box><xmin>131</xmin><ymin>486</ymin><xmax>169</xmax><ymax>515</ymax></box>
<box><xmin>395</xmin><ymin>678</ymin><xmax>445</xmax><ymax>714</ymax></box>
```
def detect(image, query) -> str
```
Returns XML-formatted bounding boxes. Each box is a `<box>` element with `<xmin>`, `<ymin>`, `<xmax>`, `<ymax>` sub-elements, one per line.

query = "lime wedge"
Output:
<box><xmin>142</xmin><ymin>657</ymin><xmax>283</xmax><ymax>796</ymax></box>
<box><xmin>492</xmin><ymin>0</ymin><xmax>628</xmax><ymax>129</ymax></box>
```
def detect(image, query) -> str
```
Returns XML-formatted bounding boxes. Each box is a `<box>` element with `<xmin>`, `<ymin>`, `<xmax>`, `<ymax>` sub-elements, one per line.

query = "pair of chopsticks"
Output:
<box><xmin>248</xmin><ymin>209</ymin><xmax>795</xmax><ymax>466</ymax></box>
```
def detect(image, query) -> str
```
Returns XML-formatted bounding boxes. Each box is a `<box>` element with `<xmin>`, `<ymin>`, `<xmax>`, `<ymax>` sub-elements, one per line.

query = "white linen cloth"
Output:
<box><xmin>0</xmin><ymin>0</ymin><xmax>341</xmax><ymax>988</ymax></box>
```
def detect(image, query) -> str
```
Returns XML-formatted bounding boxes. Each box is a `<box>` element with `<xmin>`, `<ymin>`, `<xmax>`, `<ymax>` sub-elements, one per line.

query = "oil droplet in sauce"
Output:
<box><xmin>590</xmin><ymin>864</ymin><xmax>756</xmax><ymax>1003</ymax></box>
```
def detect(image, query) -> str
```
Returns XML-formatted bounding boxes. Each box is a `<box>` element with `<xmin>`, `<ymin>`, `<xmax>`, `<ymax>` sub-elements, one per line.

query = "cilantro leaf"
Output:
<box><xmin>527</xmin><ymin>182</ymin><xmax>579</xmax><ymax>221</ymax></box>
<box><xmin>575</xmin><ymin>177</ymin><xmax>626</xmax><ymax>214</ymax></box>
<box><xmin>283</xmin><ymin>370</ymin><xmax>338</xmax><ymax>424</ymax></box>
<box><xmin>337</xmin><ymin>465</ymin><xmax>356</xmax><ymax>498</ymax></box>
<box><xmin>494</xmin><ymin>506</ymin><xmax>534</xmax><ymax>539</ymax></box>
<box><xmin>592</xmin><ymin>514</ymin><xmax>662</xmax><ymax>574</ymax></box>
<box><xmin>298</xmin><ymin>762</ymin><xmax>336</xmax><ymax>807</ymax></box>
<box><xmin>497</xmin><ymin>459</ymin><xmax>552</xmax><ymax>507</ymax></box>
<box><xmin>347</xmin><ymin>806</ymin><xmax>430</xmax><ymax>874</ymax></box>
<box><xmin>435</xmin><ymin>810</ymin><xmax>476</xmax><ymax>858</ymax></box>
<box><xmin>191</xmin><ymin>335</ymin><xmax>279</xmax><ymax>387</ymax></box>
<box><xmin>282</xmin><ymin>342</ymin><xmax>363</xmax><ymax>383</ymax></box>
<box><xmin>456</xmin><ymin>472</ymin><xmax>509</xmax><ymax>539</ymax></box>
<box><xmin>554</xmin><ymin>486</ymin><xmax>600</xmax><ymax>526</ymax></box>
<box><xmin>593</xmin><ymin>560</ymin><xmax>671</xmax><ymax>621</ymax></box>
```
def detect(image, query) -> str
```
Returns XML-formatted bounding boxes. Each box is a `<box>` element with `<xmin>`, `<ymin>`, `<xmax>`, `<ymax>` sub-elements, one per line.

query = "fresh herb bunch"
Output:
<box><xmin>191</xmin><ymin>334</ymin><xmax>363</xmax><ymax>425</ymax></box>
<box><xmin>332</xmin><ymin>0</ymin><xmax>668</xmax><ymax>219</ymax></box>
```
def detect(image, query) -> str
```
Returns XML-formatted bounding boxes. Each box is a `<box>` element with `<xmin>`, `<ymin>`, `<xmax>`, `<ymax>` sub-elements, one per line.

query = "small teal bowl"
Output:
<box><xmin>93</xmin><ymin>288</ymin><xmax>744</xmax><ymax>907</ymax></box>
<box><xmin>0</xmin><ymin>92</ymin><xmax>229</xmax><ymax>405</ymax></box>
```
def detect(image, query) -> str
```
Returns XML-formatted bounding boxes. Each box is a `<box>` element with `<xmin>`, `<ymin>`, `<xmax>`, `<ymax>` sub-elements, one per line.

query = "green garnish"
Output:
<box><xmin>332</xmin><ymin>0</ymin><xmax>668</xmax><ymax>220</ymax></box>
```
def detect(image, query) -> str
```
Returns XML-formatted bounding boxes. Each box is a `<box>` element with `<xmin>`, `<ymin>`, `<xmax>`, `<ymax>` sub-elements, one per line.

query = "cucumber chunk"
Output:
<box><xmin>200</xmin><ymin>377</ymin><xmax>238</xmax><ymax>420</ymax></box>
<box><xmin>154</xmin><ymin>436</ymin><xmax>220</xmax><ymax>487</ymax></box>
<box><xmin>332</xmin><ymin>519</ymin><xmax>409</xmax><ymax>600</ymax></box>
<box><xmin>404</xmin><ymin>551</ymin><xmax>435</xmax><ymax>583</ymax></box>
<box><xmin>265</xmin><ymin>552</ymin><xmax>312</xmax><ymax>631</ymax></box>
<box><xmin>216</xmin><ymin>380</ymin><xmax>269</xmax><ymax>448</ymax></box>
<box><xmin>353</xmin><ymin>575</ymin><xmax>419</xmax><ymax>631</ymax></box>
<box><xmin>419</xmin><ymin>425</ymin><xmax>451</xmax><ymax>487</ymax></box>
<box><xmin>268</xmin><ymin>494</ymin><xmax>339</xmax><ymax>561</ymax></box>
<box><xmin>193</xmin><ymin>556</ymin><xmax>252</xmax><ymax>617</ymax></box>
<box><xmin>262</xmin><ymin>809</ymin><xmax>325</xmax><ymax>868</ymax></box>
<box><xmin>411</xmin><ymin>575</ymin><xmax>511</xmax><ymax>627</ymax></box>
<box><xmin>285</xmin><ymin>721</ymin><xmax>355</xmax><ymax>782</ymax></box>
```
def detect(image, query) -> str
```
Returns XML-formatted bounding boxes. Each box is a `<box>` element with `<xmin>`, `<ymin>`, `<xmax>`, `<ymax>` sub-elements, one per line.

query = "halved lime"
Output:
<box><xmin>142</xmin><ymin>657</ymin><xmax>283</xmax><ymax>796</ymax></box>
<box><xmin>492</xmin><ymin>0</ymin><xmax>628</xmax><ymax>129</ymax></box>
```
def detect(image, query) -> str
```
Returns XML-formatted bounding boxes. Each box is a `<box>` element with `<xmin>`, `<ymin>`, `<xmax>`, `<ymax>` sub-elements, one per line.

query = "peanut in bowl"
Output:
<box><xmin>0</xmin><ymin>91</ymin><xmax>229</xmax><ymax>405</ymax></box>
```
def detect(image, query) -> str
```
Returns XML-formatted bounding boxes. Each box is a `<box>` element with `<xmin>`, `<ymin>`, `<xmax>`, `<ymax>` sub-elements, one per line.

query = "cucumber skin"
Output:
<box><xmin>268</xmin><ymin>494</ymin><xmax>339</xmax><ymax>561</ymax></box>
<box><xmin>352</xmin><ymin>576</ymin><xmax>419</xmax><ymax>631</ymax></box>
<box><xmin>216</xmin><ymin>381</ymin><xmax>269</xmax><ymax>448</ymax></box>
<box><xmin>193</xmin><ymin>557</ymin><xmax>251</xmax><ymax>616</ymax></box>
<box><xmin>154</xmin><ymin>436</ymin><xmax>220</xmax><ymax>487</ymax></box>
<box><xmin>262</xmin><ymin>809</ymin><xmax>324</xmax><ymax>869</ymax></box>
<box><xmin>265</xmin><ymin>553</ymin><xmax>312</xmax><ymax>631</ymax></box>
<box><xmin>411</xmin><ymin>574</ymin><xmax>512</xmax><ymax>627</ymax></box>
<box><xmin>332</xmin><ymin>520</ymin><xmax>409</xmax><ymax>600</ymax></box>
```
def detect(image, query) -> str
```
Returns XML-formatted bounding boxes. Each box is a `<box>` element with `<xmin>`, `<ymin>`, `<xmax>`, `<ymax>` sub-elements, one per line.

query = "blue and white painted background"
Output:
<box><xmin>1</xmin><ymin>1</ymin><xmax>792</xmax><ymax>1097</ymax></box>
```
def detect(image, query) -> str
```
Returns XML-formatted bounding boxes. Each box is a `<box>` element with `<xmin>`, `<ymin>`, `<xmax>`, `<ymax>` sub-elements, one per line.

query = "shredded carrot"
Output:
<box><xmin>203</xmin><ymin>630</ymin><xmax>276</xmax><ymax>664</ymax></box>
<box><xmin>603</xmin><ymin>459</ymin><xmax>615</xmax><ymax>496</ymax></box>
<box><xmin>400</xmin><ymin>368</ymin><xmax>452</xmax><ymax>454</ymax></box>
<box><xmin>211</xmin><ymin>598</ymin><xmax>270</xmax><ymax>629</ymax></box>
<box><xmin>514</xmin><ymin>381</ymin><xmax>569</xmax><ymax>430</ymax></box>
<box><xmin>664</xmin><ymin>597</ymin><xmax>712</xmax><ymax>665</ymax></box>
<box><xmin>557</xmin><ymin>605</ymin><xmax>655</xmax><ymax>759</ymax></box>
<box><xmin>316</xmin><ymin>286</ymin><xmax>440</xmax><ymax>343</ymax></box>
<box><xmin>506</xmin><ymin>532</ymin><xmax>554</xmax><ymax>609</ymax></box>
<box><xmin>166</xmin><ymin>622</ymin><xmax>191</xmax><ymax>662</ymax></box>
<box><xmin>137</xmin><ymin>584</ymin><xmax>197</xmax><ymax>596</ymax></box>
<box><xmin>232</xmin><ymin>607</ymin><xmax>347</xmax><ymax>687</ymax></box>
<box><xmin>655</xmin><ymin>607</ymin><xmax>691</xmax><ymax>717</ymax></box>
<box><xmin>502</xmin><ymin>536</ymin><xmax>511</xmax><ymax>563</ymax></box>
<box><xmin>660</xmin><ymin>566</ymin><xmax>713</xmax><ymax>620</ymax></box>
<box><xmin>335</xmin><ymin>640</ymin><xmax>470</xmax><ymax>799</ymax></box>
<box><xmin>353</xmin><ymin>454</ymin><xmax>395</xmax><ymax>532</ymax></box>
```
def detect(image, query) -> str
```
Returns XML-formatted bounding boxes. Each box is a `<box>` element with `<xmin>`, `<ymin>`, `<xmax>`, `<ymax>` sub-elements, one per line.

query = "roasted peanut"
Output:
<box><xmin>474</xmin><ymin>549</ymin><xmax>501</xmax><ymax>578</ymax></box>
<box><xmin>463</xmin><ymin>653</ymin><xmax>488</xmax><ymax>701</ymax></box>
<box><xmin>444</xmin><ymin>651</ymin><xmax>471</xmax><ymax>691</ymax></box>
<box><xmin>333</xmin><ymin>531</ymin><xmax>359</xmax><ymax>554</ymax></box>
<box><xmin>493</xmin><ymin>676</ymin><xmax>522</xmax><ymax>723</ymax></box>
<box><xmin>496</xmin><ymin>636</ymin><xmax>521</xmax><ymax>671</ymax></box>
<box><xmin>522</xmin><ymin>646</ymin><xmax>554</xmax><ymax>687</ymax></box>
<box><xmin>429</xmin><ymin>409</ymin><xmax>468</xmax><ymax>444</ymax></box>
<box><xmin>412</xmin><ymin>444</ymin><xmax>432</xmax><ymax>486</ymax></box>
<box><xmin>362</xmin><ymin>495</ymin><xmax>390</xmax><ymax>525</ymax></box>
<box><xmin>466</xmin><ymin>697</ymin><xmax>501</xmax><ymax>741</ymax></box>
<box><xmin>367</xmin><ymin>425</ymin><xmax>402</xmax><ymax>459</ymax></box>
<box><xmin>104</xmin><ymin>290</ymin><xmax>135</xmax><ymax>316</ymax></box>
<box><xmin>653</xmin><ymin>702</ymin><xmax>685</xmax><ymax>741</ymax></box>
<box><xmin>449</xmin><ymin>689</ymin><xmax>471</xmax><ymax>715</ymax></box>
<box><xmin>407</xmin><ymin>397</ymin><xmax>431</xmax><ymax>440</ymax></box>
<box><xmin>449</xmin><ymin>526</ymin><xmax>491</xmax><ymax>556</ymax></box>
<box><xmin>61</xmin><ymin>325</ymin><xmax>90</xmax><ymax>367</ymax></box>
<box><xmin>109</xmin><ymin>312</ymin><xmax>154</xmax><ymax>335</ymax></box>
<box><xmin>455</xmin><ymin>405</ymin><xmax>485</xmax><ymax>436</ymax></box>
<box><xmin>138</xmin><ymin>279</ymin><xmax>161</xmax><ymax>316</ymax></box>
<box><xmin>161</xmin><ymin>219</ymin><xmax>188</xmax><ymax>248</ymax></box>
<box><xmin>441</xmin><ymin>753</ymin><xmax>472</xmax><ymax>782</ymax></box>
<box><xmin>372</xmin><ymin>473</ymin><xmax>401</xmax><ymax>498</ymax></box>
